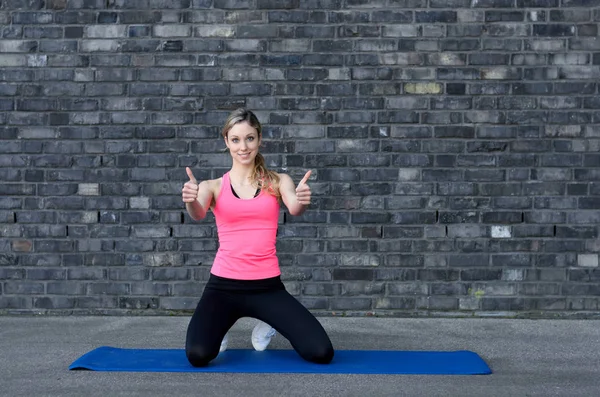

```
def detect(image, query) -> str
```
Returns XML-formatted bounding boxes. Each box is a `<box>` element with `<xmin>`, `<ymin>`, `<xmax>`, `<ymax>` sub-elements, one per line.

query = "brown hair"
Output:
<box><xmin>222</xmin><ymin>108</ymin><xmax>281</xmax><ymax>198</ymax></box>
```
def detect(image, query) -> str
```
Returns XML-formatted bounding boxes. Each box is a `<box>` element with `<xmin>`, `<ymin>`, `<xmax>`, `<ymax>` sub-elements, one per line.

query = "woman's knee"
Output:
<box><xmin>302</xmin><ymin>342</ymin><xmax>334</xmax><ymax>364</ymax></box>
<box><xmin>185</xmin><ymin>345</ymin><xmax>217</xmax><ymax>367</ymax></box>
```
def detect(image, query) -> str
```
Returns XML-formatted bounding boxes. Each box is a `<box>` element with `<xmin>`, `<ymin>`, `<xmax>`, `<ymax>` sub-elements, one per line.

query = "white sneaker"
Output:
<box><xmin>219</xmin><ymin>332</ymin><xmax>229</xmax><ymax>353</ymax></box>
<box><xmin>251</xmin><ymin>321</ymin><xmax>276</xmax><ymax>351</ymax></box>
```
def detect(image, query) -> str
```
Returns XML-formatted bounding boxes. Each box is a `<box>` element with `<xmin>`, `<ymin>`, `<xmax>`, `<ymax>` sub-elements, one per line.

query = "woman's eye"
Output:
<box><xmin>248</xmin><ymin>137</ymin><xmax>254</xmax><ymax>141</ymax></box>
<box><xmin>232</xmin><ymin>139</ymin><xmax>238</xmax><ymax>143</ymax></box>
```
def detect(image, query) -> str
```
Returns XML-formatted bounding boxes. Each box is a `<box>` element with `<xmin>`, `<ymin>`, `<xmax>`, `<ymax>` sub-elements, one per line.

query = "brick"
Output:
<box><xmin>486</xmin><ymin>11</ymin><xmax>524</xmax><ymax>22</ymax></box>
<box><xmin>472</xmin><ymin>0</ymin><xmax>513</xmax><ymax>6</ymax></box>
<box><xmin>330</xmin><ymin>298</ymin><xmax>371</xmax><ymax>310</ymax></box>
<box><xmin>578</xmin><ymin>24</ymin><xmax>598</xmax><ymax>36</ymax></box>
<box><xmin>4</xmin><ymin>0</ymin><xmax>46</xmax><ymax>8</ymax></box>
<box><xmin>491</xmin><ymin>254</ymin><xmax>534</xmax><ymax>267</ymax></box>
<box><xmin>332</xmin><ymin>268</ymin><xmax>373</xmax><ymax>281</ymax></box>
<box><xmin>404</xmin><ymin>83</ymin><xmax>442</xmax><ymax>94</ymax></box>
<box><xmin>84</xmin><ymin>25</ymin><xmax>128</xmax><ymax>39</ymax></box>
<box><xmin>438</xmin><ymin>68</ymin><xmax>481</xmax><ymax>80</ymax></box>
<box><xmin>80</xmin><ymin>40</ymin><xmax>120</xmax><ymax>52</ymax></box>
<box><xmin>374</xmin><ymin>297</ymin><xmax>416</xmax><ymax>310</ymax></box>
<box><xmin>415</xmin><ymin>11</ymin><xmax>456</xmax><ymax>23</ymax></box>
<box><xmin>518</xmin><ymin>0</ymin><xmax>557</xmax><ymax>5</ymax></box>
<box><xmin>1</xmin><ymin>24</ymin><xmax>23</xmax><ymax>38</ymax></box>
<box><xmin>5</xmin><ymin>281</ymin><xmax>44</xmax><ymax>294</ymax></box>
<box><xmin>562</xmin><ymin>0</ymin><xmax>600</xmax><ymax>7</ymax></box>
<box><xmin>27</xmin><ymin>295</ymin><xmax>71</xmax><ymax>310</ymax></box>
<box><xmin>533</xmin><ymin>25</ymin><xmax>575</xmax><ymax>37</ymax></box>
<box><xmin>152</xmin><ymin>25</ymin><xmax>191</xmax><ymax>38</ymax></box>
<box><xmin>268</xmin><ymin>11</ymin><xmax>325</xmax><ymax>25</ymax></box>
<box><xmin>440</xmin><ymin>39</ymin><xmax>479</xmax><ymax>52</ymax></box>
<box><xmin>0</xmin><ymin>40</ymin><xmax>39</xmax><ymax>53</ymax></box>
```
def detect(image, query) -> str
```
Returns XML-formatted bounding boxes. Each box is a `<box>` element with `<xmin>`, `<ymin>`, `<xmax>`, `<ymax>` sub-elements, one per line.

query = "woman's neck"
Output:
<box><xmin>229</xmin><ymin>163</ymin><xmax>255</xmax><ymax>186</ymax></box>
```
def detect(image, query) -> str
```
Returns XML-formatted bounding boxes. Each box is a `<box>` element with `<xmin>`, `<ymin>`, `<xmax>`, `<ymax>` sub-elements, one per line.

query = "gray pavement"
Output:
<box><xmin>1</xmin><ymin>316</ymin><xmax>599</xmax><ymax>397</ymax></box>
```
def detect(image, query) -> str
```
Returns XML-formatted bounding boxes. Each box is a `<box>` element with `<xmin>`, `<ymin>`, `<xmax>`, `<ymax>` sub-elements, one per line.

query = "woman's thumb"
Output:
<box><xmin>186</xmin><ymin>167</ymin><xmax>197</xmax><ymax>184</ymax></box>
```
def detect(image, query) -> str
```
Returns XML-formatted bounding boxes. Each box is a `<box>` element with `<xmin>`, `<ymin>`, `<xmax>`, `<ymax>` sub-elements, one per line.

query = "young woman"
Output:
<box><xmin>181</xmin><ymin>108</ymin><xmax>334</xmax><ymax>367</ymax></box>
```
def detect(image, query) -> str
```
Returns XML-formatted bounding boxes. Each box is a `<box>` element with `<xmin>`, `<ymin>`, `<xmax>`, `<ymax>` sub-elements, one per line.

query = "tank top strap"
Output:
<box><xmin>218</xmin><ymin>172</ymin><xmax>232</xmax><ymax>201</ymax></box>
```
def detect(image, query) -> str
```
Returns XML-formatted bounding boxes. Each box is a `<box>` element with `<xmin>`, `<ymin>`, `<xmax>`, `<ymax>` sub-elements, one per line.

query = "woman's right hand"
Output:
<box><xmin>182</xmin><ymin>167</ymin><xmax>199</xmax><ymax>203</ymax></box>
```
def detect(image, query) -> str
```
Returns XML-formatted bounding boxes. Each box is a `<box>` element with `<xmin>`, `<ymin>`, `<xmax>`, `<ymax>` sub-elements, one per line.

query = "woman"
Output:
<box><xmin>181</xmin><ymin>108</ymin><xmax>334</xmax><ymax>367</ymax></box>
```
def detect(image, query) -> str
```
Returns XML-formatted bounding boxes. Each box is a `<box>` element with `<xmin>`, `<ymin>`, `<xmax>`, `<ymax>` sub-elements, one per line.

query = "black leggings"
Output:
<box><xmin>185</xmin><ymin>274</ymin><xmax>334</xmax><ymax>367</ymax></box>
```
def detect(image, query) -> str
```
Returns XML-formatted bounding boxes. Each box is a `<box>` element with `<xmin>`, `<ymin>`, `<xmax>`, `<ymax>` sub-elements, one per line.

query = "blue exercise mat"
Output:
<box><xmin>69</xmin><ymin>347</ymin><xmax>491</xmax><ymax>375</ymax></box>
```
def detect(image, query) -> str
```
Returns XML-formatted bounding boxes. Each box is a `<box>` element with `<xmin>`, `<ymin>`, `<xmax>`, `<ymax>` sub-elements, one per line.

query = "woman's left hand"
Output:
<box><xmin>295</xmin><ymin>170</ymin><xmax>312</xmax><ymax>206</ymax></box>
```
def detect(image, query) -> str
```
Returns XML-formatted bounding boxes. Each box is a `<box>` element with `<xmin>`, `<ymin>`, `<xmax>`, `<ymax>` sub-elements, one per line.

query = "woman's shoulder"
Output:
<box><xmin>276</xmin><ymin>172</ymin><xmax>294</xmax><ymax>186</ymax></box>
<box><xmin>202</xmin><ymin>177</ymin><xmax>223</xmax><ymax>209</ymax></box>
<box><xmin>193</xmin><ymin>176</ymin><xmax>222</xmax><ymax>196</ymax></box>
<box><xmin>205</xmin><ymin>177</ymin><xmax>223</xmax><ymax>193</ymax></box>
<box><xmin>276</xmin><ymin>172</ymin><xmax>291</xmax><ymax>181</ymax></box>
<box><xmin>271</xmin><ymin>173</ymin><xmax>294</xmax><ymax>198</ymax></box>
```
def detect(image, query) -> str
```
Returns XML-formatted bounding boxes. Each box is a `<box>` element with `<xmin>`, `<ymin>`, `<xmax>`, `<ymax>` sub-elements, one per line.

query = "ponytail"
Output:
<box><xmin>252</xmin><ymin>153</ymin><xmax>281</xmax><ymax>199</ymax></box>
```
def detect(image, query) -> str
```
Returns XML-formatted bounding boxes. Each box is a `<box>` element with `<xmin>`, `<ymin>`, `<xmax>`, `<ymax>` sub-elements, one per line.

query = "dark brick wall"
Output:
<box><xmin>1</xmin><ymin>0</ymin><xmax>599</xmax><ymax>316</ymax></box>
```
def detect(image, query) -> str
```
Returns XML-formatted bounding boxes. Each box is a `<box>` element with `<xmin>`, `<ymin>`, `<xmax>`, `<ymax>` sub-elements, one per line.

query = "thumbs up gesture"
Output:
<box><xmin>182</xmin><ymin>167</ymin><xmax>199</xmax><ymax>203</ymax></box>
<box><xmin>295</xmin><ymin>170</ymin><xmax>312</xmax><ymax>206</ymax></box>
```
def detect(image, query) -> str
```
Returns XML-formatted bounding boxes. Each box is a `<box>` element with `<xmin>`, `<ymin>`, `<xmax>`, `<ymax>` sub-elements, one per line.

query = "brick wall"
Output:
<box><xmin>1</xmin><ymin>0</ymin><xmax>599</xmax><ymax>316</ymax></box>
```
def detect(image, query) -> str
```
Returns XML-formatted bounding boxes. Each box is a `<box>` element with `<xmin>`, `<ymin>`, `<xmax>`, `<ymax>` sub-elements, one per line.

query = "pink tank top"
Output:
<box><xmin>210</xmin><ymin>172</ymin><xmax>281</xmax><ymax>280</ymax></box>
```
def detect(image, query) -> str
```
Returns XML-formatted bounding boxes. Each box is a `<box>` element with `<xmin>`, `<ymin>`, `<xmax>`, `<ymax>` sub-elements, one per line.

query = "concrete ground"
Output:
<box><xmin>1</xmin><ymin>316</ymin><xmax>599</xmax><ymax>397</ymax></box>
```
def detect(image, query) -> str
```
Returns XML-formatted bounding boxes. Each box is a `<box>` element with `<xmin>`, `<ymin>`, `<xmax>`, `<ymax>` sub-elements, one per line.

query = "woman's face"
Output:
<box><xmin>224</xmin><ymin>121</ymin><xmax>261</xmax><ymax>166</ymax></box>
